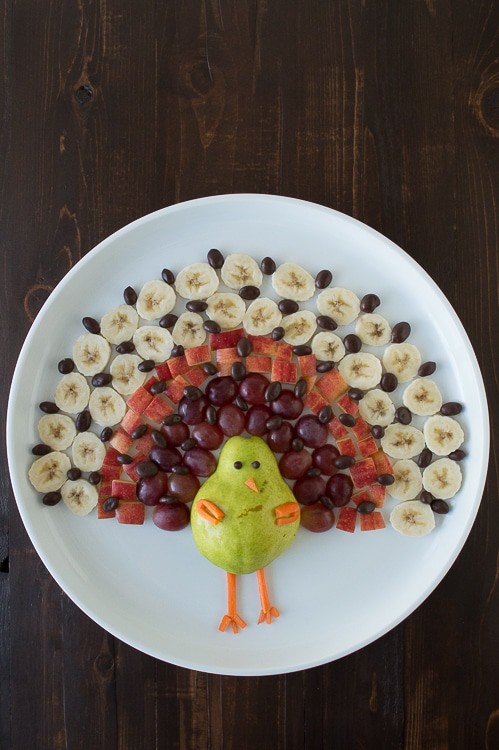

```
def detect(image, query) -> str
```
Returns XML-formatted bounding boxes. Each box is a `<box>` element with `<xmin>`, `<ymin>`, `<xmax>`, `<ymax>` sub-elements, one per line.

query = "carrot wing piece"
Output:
<box><xmin>275</xmin><ymin>501</ymin><xmax>300</xmax><ymax>526</ymax></box>
<box><xmin>197</xmin><ymin>499</ymin><xmax>225</xmax><ymax>525</ymax></box>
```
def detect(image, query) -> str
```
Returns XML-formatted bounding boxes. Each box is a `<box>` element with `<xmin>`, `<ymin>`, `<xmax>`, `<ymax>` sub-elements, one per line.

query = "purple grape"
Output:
<box><xmin>153</xmin><ymin>501</ymin><xmax>190</xmax><ymax>531</ymax></box>
<box><xmin>192</xmin><ymin>422</ymin><xmax>224</xmax><ymax>450</ymax></box>
<box><xmin>217</xmin><ymin>404</ymin><xmax>245</xmax><ymax>436</ymax></box>
<box><xmin>245</xmin><ymin>405</ymin><xmax>272</xmax><ymax>436</ymax></box>
<box><xmin>149</xmin><ymin>446</ymin><xmax>182</xmax><ymax>472</ymax></box>
<box><xmin>238</xmin><ymin>373</ymin><xmax>270</xmax><ymax>405</ymax></box>
<box><xmin>300</xmin><ymin>502</ymin><xmax>335</xmax><ymax>532</ymax></box>
<box><xmin>295</xmin><ymin>415</ymin><xmax>328</xmax><ymax>448</ymax></box>
<box><xmin>168</xmin><ymin>472</ymin><xmax>200</xmax><ymax>503</ymax></box>
<box><xmin>183</xmin><ymin>448</ymin><xmax>217</xmax><ymax>476</ymax></box>
<box><xmin>267</xmin><ymin>422</ymin><xmax>294</xmax><ymax>453</ymax></box>
<box><xmin>270</xmin><ymin>390</ymin><xmax>304</xmax><ymax>420</ymax></box>
<box><xmin>326</xmin><ymin>474</ymin><xmax>353</xmax><ymax>506</ymax></box>
<box><xmin>137</xmin><ymin>471</ymin><xmax>169</xmax><ymax>506</ymax></box>
<box><xmin>205</xmin><ymin>376</ymin><xmax>238</xmax><ymax>406</ymax></box>
<box><xmin>161</xmin><ymin>420</ymin><xmax>189</xmax><ymax>446</ymax></box>
<box><xmin>293</xmin><ymin>475</ymin><xmax>326</xmax><ymax>506</ymax></box>
<box><xmin>312</xmin><ymin>444</ymin><xmax>340</xmax><ymax>475</ymax></box>
<box><xmin>178</xmin><ymin>395</ymin><xmax>208</xmax><ymax>425</ymax></box>
<box><xmin>279</xmin><ymin>450</ymin><xmax>312</xmax><ymax>479</ymax></box>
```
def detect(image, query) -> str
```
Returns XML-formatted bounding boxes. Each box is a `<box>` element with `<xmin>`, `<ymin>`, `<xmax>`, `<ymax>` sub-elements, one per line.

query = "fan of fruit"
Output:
<box><xmin>28</xmin><ymin>249</ymin><xmax>466</xmax><ymax>630</ymax></box>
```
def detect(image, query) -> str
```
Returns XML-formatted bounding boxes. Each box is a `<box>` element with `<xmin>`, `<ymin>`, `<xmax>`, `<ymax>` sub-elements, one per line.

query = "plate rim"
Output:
<box><xmin>7</xmin><ymin>193</ymin><xmax>490</xmax><ymax>675</ymax></box>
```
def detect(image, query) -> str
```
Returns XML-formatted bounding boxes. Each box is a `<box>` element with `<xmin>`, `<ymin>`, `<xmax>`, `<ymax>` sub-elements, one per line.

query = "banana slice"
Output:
<box><xmin>380</xmin><ymin>424</ymin><xmax>425</xmax><ymax>459</ymax></box>
<box><xmin>54</xmin><ymin>372</ymin><xmax>90</xmax><ymax>414</ymax></box>
<box><xmin>110</xmin><ymin>354</ymin><xmax>147</xmax><ymax>394</ymax></box>
<box><xmin>355</xmin><ymin>313</ymin><xmax>392</xmax><ymax>346</ymax></box>
<box><xmin>221</xmin><ymin>254</ymin><xmax>263</xmax><ymax>290</ymax></box>
<box><xmin>387</xmin><ymin>460</ymin><xmax>423</xmax><ymax>500</ymax></box>
<box><xmin>38</xmin><ymin>414</ymin><xmax>76</xmax><ymax>451</ymax></box>
<box><xmin>423</xmin><ymin>415</ymin><xmax>464</xmax><ymax>456</ymax></box>
<box><xmin>243</xmin><ymin>298</ymin><xmax>282</xmax><ymax>336</ymax></box>
<box><xmin>422</xmin><ymin>458</ymin><xmax>462</xmax><ymax>499</ymax></box>
<box><xmin>272</xmin><ymin>262</ymin><xmax>315</xmax><ymax>301</ymax></box>
<box><xmin>403</xmin><ymin>378</ymin><xmax>442</xmax><ymax>416</ymax></box>
<box><xmin>89</xmin><ymin>387</ymin><xmax>127</xmax><ymax>426</ymax></box>
<box><xmin>72</xmin><ymin>431</ymin><xmax>106</xmax><ymax>472</ymax></box>
<box><xmin>136</xmin><ymin>280</ymin><xmax>176</xmax><ymax>320</ymax></box>
<box><xmin>358</xmin><ymin>389</ymin><xmax>395</xmax><ymax>427</ymax></box>
<box><xmin>60</xmin><ymin>479</ymin><xmax>98</xmax><ymax>516</ymax></box>
<box><xmin>316</xmin><ymin>287</ymin><xmax>360</xmax><ymax>325</ymax></box>
<box><xmin>206</xmin><ymin>293</ymin><xmax>246</xmax><ymax>329</ymax></box>
<box><xmin>311</xmin><ymin>332</ymin><xmax>345</xmax><ymax>362</ymax></box>
<box><xmin>281</xmin><ymin>311</ymin><xmax>317</xmax><ymax>345</ymax></box>
<box><xmin>28</xmin><ymin>452</ymin><xmax>71</xmax><ymax>493</ymax></box>
<box><xmin>382</xmin><ymin>343</ymin><xmax>421</xmax><ymax>383</ymax></box>
<box><xmin>133</xmin><ymin>326</ymin><xmax>173</xmax><ymax>363</ymax></box>
<box><xmin>100</xmin><ymin>304</ymin><xmax>139</xmax><ymax>344</ymax></box>
<box><xmin>175</xmin><ymin>263</ymin><xmax>219</xmax><ymax>300</ymax></box>
<box><xmin>390</xmin><ymin>500</ymin><xmax>435</xmax><ymax>537</ymax></box>
<box><xmin>338</xmin><ymin>353</ymin><xmax>382</xmax><ymax>390</ymax></box>
<box><xmin>172</xmin><ymin>312</ymin><xmax>206</xmax><ymax>348</ymax></box>
<box><xmin>73</xmin><ymin>333</ymin><xmax>111</xmax><ymax>376</ymax></box>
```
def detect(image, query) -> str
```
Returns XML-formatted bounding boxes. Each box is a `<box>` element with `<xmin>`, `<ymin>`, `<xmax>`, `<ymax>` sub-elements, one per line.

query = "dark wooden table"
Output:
<box><xmin>1</xmin><ymin>2</ymin><xmax>498</xmax><ymax>748</ymax></box>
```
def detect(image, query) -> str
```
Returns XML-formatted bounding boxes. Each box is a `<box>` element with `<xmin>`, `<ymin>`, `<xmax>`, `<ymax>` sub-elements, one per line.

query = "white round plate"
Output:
<box><xmin>7</xmin><ymin>195</ymin><xmax>489</xmax><ymax>675</ymax></box>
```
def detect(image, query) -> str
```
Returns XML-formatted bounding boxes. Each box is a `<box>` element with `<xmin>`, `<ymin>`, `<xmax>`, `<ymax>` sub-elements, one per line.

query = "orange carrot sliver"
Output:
<box><xmin>275</xmin><ymin>502</ymin><xmax>300</xmax><ymax>525</ymax></box>
<box><xmin>197</xmin><ymin>499</ymin><xmax>224</xmax><ymax>525</ymax></box>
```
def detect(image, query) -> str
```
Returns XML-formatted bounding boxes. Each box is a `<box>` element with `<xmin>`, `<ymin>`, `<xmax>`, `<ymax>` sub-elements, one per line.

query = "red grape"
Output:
<box><xmin>168</xmin><ymin>472</ymin><xmax>200</xmax><ymax>503</ymax></box>
<box><xmin>300</xmin><ymin>502</ymin><xmax>335</xmax><ymax>532</ymax></box>
<box><xmin>149</xmin><ymin>446</ymin><xmax>182</xmax><ymax>471</ymax></box>
<box><xmin>245</xmin><ymin>405</ymin><xmax>272</xmax><ymax>435</ymax></box>
<box><xmin>192</xmin><ymin>422</ymin><xmax>224</xmax><ymax>450</ymax></box>
<box><xmin>161</xmin><ymin>420</ymin><xmax>189</xmax><ymax>446</ymax></box>
<box><xmin>295</xmin><ymin>415</ymin><xmax>328</xmax><ymax>448</ymax></box>
<box><xmin>137</xmin><ymin>471</ymin><xmax>169</xmax><ymax>506</ymax></box>
<box><xmin>205</xmin><ymin>376</ymin><xmax>238</xmax><ymax>406</ymax></box>
<box><xmin>217</xmin><ymin>404</ymin><xmax>245</xmax><ymax>436</ymax></box>
<box><xmin>293</xmin><ymin>475</ymin><xmax>326</xmax><ymax>505</ymax></box>
<box><xmin>270</xmin><ymin>390</ymin><xmax>304</xmax><ymax>420</ymax></box>
<box><xmin>279</xmin><ymin>450</ymin><xmax>312</xmax><ymax>479</ymax></box>
<box><xmin>183</xmin><ymin>448</ymin><xmax>217</xmax><ymax>476</ymax></box>
<box><xmin>312</xmin><ymin>444</ymin><xmax>340</xmax><ymax>475</ymax></box>
<box><xmin>238</xmin><ymin>373</ymin><xmax>269</xmax><ymax>405</ymax></box>
<box><xmin>326</xmin><ymin>473</ymin><xmax>353</xmax><ymax>506</ymax></box>
<box><xmin>153</xmin><ymin>501</ymin><xmax>190</xmax><ymax>531</ymax></box>
<box><xmin>267</xmin><ymin>422</ymin><xmax>294</xmax><ymax>453</ymax></box>
<box><xmin>178</xmin><ymin>395</ymin><xmax>208</xmax><ymax>425</ymax></box>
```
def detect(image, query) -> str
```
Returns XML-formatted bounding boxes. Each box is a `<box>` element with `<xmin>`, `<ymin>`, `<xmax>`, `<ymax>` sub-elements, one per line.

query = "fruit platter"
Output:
<box><xmin>7</xmin><ymin>195</ymin><xmax>488</xmax><ymax>675</ymax></box>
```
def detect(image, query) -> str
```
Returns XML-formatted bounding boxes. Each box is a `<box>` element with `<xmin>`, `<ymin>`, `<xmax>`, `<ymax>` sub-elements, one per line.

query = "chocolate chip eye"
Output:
<box><xmin>234</xmin><ymin>461</ymin><xmax>242</xmax><ymax>469</ymax></box>
<box><xmin>251</xmin><ymin>461</ymin><xmax>260</xmax><ymax>469</ymax></box>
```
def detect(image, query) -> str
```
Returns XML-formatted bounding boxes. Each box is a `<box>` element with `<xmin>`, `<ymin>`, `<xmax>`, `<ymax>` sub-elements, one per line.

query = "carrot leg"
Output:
<box><xmin>219</xmin><ymin>573</ymin><xmax>247</xmax><ymax>634</ymax></box>
<box><xmin>256</xmin><ymin>568</ymin><xmax>280</xmax><ymax>625</ymax></box>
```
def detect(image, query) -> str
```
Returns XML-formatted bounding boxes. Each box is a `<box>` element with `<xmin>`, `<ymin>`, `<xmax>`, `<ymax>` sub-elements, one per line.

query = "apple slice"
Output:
<box><xmin>351</xmin><ymin>490</ymin><xmax>371</xmax><ymax>506</ymax></box>
<box><xmin>116</xmin><ymin>502</ymin><xmax>145</xmax><ymax>525</ymax></box>
<box><xmin>109</xmin><ymin>428</ymin><xmax>133</xmax><ymax>454</ymax></box>
<box><xmin>126</xmin><ymin>386</ymin><xmax>154</xmax><ymax>414</ymax></box>
<box><xmin>245</xmin><ymin>355</ymin><xmax>272</xmax><ymax>373</ymax></box>
<box><xmin>304</xmin><ymin>390</ymin><xmax>329</xmax><ymax>415</ymax></box>
<box><xmin>337</xmin><ymin>394</ymin><xmax>359</xmax><ymax>416</ymax></box>
<box><xmin>372</xmin><ymin>449</ymin><xmax>394</xmax><ymax>476</ymax></box>
<box><xmin>315</xmin><ymin>369</ymin><xmax>348</xmax><ymax>401</ymax></box>
<box><xmin>367</xmin><ymin>483</ymin><xmax>386</xmax><ymax>507</ymax></box>
<box><xmin>275</xmin><ymin>342</ymin><xmax>293</xmax><ymax>361</ymax></box>
<box><xmin>165</xmin><ymin>375</ymin><xmax>189</xmax><ymax>403</ymax></box>
<box><xmin>209</xmin><ymin>328</ymin><xmax>244</xmax><ymax>350</ymax></box>
<box><xmin>187</xmin><ymin>366</ymin><xmax>209</xmax><ymax>387</ymax></box>
<box><xmin>357</xmin><ymin>436</ymin><xmax>378</xmax><ymax>457</ymax></box>
<box><xmin>336</xmin><ymin>506</ymin><xmax>357</xmax><ymax>532</ymax></box>
<box><xmin>155</xmin><ymin>361</ymin><xmax>172</xmax><ymax>381</ymax></box>
<box><xmin>185</xmin><ymin>345</ymin><xmax>211</xmax><ymax>365</ymax></box>
<box><xmin>121</xmin><ymin>409</ymin><xmax>143</xmax><ymax>436</ymax></box>
<box><xmin>359</xmin><ymin>511</ymin><xmax>386</xmax><ymax>531</ymax></box>
<box><xmin>111</xmin><ymin>479</ymin><xmax>137</xmax><ymax>502</ymax></box>
<box><xmin>134</xmin><ymin>431</ymin><xmax>155</xmax><ymax>455</ymax></box>
<box><xmin>168</xmin><ymin>355</ymin><xmax>190</xmax><ymax>378</ymax></box>
<box><xmin>143</xmin><ymin>375</ymin><xmax>159</xmax><ymax>392</ymax></box>
<box><xmin>122</xmin><ymin>452</ymin><xmax>148</xmax><ymax>482</ymax></box>
<box><xmin>351</xmin><ymin>417</ymin><xmax>371</xmax><ymax>440</ymax></box>
<box><xmin>336</xmin><ymin>438</ymin><xmax>356</xmax><ymax>457</ymax></box>
<box><xmin>143</xmin><ymin>395</ymin><xmax>174</xmax><ymax>423</ymax></box>
<box><xmin>271</xmin><ymin>359</ymin><xmax>297</xmax><ymax>384</ymax></box>
<box><xmin>350</xmin><ymin>458</ymin><xmax>378</xmax><ymax>488</ymax></box>
<box><xmin>328</xmin><ymin>416</ymin><xmax>349</xmax><ymax>440</ymax></box>
<box><xmin>247</xmin><ymin>335</ymin><xmax>277</xmax><ymax>355</ymax></box>
<box><xmin>297</xmin><ymin>353</ymin><xmax>317</xmax><ymax>376</ymax></box>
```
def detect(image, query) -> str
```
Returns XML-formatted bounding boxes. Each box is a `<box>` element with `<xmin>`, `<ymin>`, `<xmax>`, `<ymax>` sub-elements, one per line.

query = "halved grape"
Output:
<box><xmin>279</xmin><ymin>450</ymin><xmax>312</xmax><ymax>479</ymax></box>
<box><xmin>137</xmin><ymin>471</ymin><xmax>169</xmax><ymax>506</ymax></box>
<box><xmin>295</xmin><ymin>415</ymin><xmax>328</xmax><ymax>448</ymax></box>
<box><xmin>192</xmin><ymin>422</ymin><xmax>224</xmax><ymax>450</ymax></box>
<box><xmin>312</xmin><ymin>444</ymin><xmax>340</xmax><ymax>475</ymax></box>
<box><xmin>149</xmin><ymin>446</ymin><xmax>182</xmax><ymax>472</ymax></box>
<box><xmin>245</xmin><ymin>405</ymin><xmax>272</xmax><ymax>436</ymax></box>
<box><xmin>300</xmin><ymin>502</ymin><xmax>335</xmax><ymax>532</ymax></box>
<box><xmin>267</xmin><ymin>422</ymin><xmax>294</xmax><ymax>453</ymax></box>
<box><xmin>326</xmin><ymin>473</ymin><xmax>354</xmax><ymax>506</ymax></box>
<box><xmin>217</xmin><ymin>404</ymin><xmax>245</xmax><ymax>436</ymax></box>
<box><xmin>183</xmin><ymin>448</ymin><xmax>217</xmax><ymax>476</ymax></box>
<box><xmin>293</xmin><ymin>475</ymin><xmax>326</xmax><ymax>506</ymax></box>
<box><xmin>178</xmin><ymin>395</ymin><xmax>209</xmax><ymax>425</ymax></box>
<box><xmin>161</xmin><ymin>420</ymin><xmax>189</xmax><ymax>446</ymax></box>
<box><xmin>153</xmin><ymin>501</ymin><xmax>190</xmax><ymax>531</ymax></box>
<box><xmin>168</xmin><ymin>472</ymin><xmax>200</xmax><ymax>503</ymax></box>
<box><xmin>205</xmin><ymin>376</ymin><xmax>238</xmax><ymax>406</ymax></box>
<box><xmin>270</xmin><ymin>390</ymin><xmax>304</xmax><ymax>420</ymax></box>
<box><xmin>238</xmin><ymin>373</ymin><xmax>269</xmax><ymax>405</ymax></box>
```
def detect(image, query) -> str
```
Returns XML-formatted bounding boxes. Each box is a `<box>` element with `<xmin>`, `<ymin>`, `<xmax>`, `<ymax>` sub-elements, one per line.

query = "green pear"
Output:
<box><xmin>191</xmin><ymin>436</ymin><xmax>300</xmax><ymax>575</ymax></box>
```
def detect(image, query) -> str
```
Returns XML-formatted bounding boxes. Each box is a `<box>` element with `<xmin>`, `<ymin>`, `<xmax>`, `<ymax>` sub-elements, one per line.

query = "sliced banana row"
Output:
<box><xmin>133</xmin><ymin>326</ymin><xmax>173</xmax><ymax>363</ymax></box>
<box><xmin>110</xmin><ymin>354</ymin><xmax>146</xmax><ymax>394</ymax></box>
<box><xmin>338</xmin><ymin>353</ymin><xmax>382</xmax><ymax>390</ymax></box>
<box><xmin>358</xmin><ymin>389</ymin><xmax>395</xmax><ymax>427</ymax></box>
<box><xmin>390</xmin><ymin>500</ymin><xmax>435</xmax><ymax>537</ymax></box>
<box><xmin>29</xmin><ymin>452</ymin><xmax>71</xmax><ymax>493</ymax></box>
<box><xmin>243</xmin><ymin>298</ymin><xmax>281</xmax><ymax>336</ymax></box>
<box><xmin>175</xmin><ymin>263</ymin><xmax>219</xmax><ymax>300</ymax></box>
<box><xmin>73</xmin><ymin>334</ymin><xmax>111</xmax><ymax>377</ymax></box>
<box><xmin>222</xmin><ymin>254</ymin><xmax>263</xmax><ymax>290</ymax></box>
<box><xmin>61</xmin><ymin>479</ymin><xmax>98</xmax><ymax>516</ymax></box>
<box><xmin>137</xmin><ymin>280</ymin><xmax>176</xmax><ymax>319</ymax></box>
<box><xmin>89</xmin><ymin>386</ymin><xmax>126</xmax><ymax>426</ymax></box>
<box><xmin>72</xmin><ymin>431</ymin><xmax>106</xmax><ymax>472</ymax></box>
<box><xmin>422</xmin><ymin>458</ymin><xmax>462</xmax><ymax>499</ymax></box>
<box><xmin>403</xmin><ymin>378</ymin><xmax>442</xmax><ymax>416</ymax></box>
<box><xmin>206</xmin><ymin>293</ymin><xmax>246</xmax><ymax>329</ymax></box>
<box><xmin>272</xmin><ymin>263</ymin><xmax>315</xmax><ymax>301</ymax></box>
<box><xmin>387</xmin><ymin>460</ymin><xmax>422</xmax><ymax>501</ymax></box>
<box><xmin>282</xmin><ymin>311</ymin><xmax>317</xmax><ymax>345</ymax></box>
<box><xmin>54</xmin><ymin>373</ymin><xmax>90</xmax><ymax>413</ymax></box>
<box><xmin>172</xmin><ymin>312</ymin><xmax>206</xmax><ymax>347</ymax></box>
<box><xmin>100</xmin><ymin>304</ymin><xmax>138</xmax><ymax>344</ymax></box>
<box><xmin>317</xmin><ymin>287</ymin><xmax>360</xmax><ymax>325</ymax></box>
<box><xmin>38</xmin><ymin>414</ymin><xmax>76</xmax><ymax>451</ymax></box>
<box><xmin>355</xmin><ymin>314</ymin><xmax>391</xmax><ymax>346</ymax></box>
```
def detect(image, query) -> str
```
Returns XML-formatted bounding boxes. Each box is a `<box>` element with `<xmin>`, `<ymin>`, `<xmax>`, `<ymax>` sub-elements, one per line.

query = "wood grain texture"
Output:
<box><xmin>1</xmin><ymin>1</ymin><xmax>498</xmax><ymax>748</ymax></box>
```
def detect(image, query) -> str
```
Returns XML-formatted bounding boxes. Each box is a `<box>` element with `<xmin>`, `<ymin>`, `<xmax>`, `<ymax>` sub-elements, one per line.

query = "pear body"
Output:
<box><xmin>191</xmin><ymin>436</ymin><xmax>300</xmax><ymax>574</ymax></box>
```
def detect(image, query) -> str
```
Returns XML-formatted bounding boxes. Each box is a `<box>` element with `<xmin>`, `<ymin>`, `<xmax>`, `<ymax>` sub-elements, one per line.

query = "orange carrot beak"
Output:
<box><xmin>244</xmin><ymin>477</ymin><xmax>259</xmax><ymax>493</ymax></box>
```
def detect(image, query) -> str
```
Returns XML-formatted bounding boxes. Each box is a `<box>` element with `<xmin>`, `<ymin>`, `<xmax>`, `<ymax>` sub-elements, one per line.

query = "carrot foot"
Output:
<box><xmin>258</xmin><ymin>606</ymin><xmax>280</xmax><ymax>625</ymax></box>
<box><xmin>219</xmin><ymin>612</ymin><xmax>247</xmax><ymax>634</ymax></box>
<box><xmin>256</xmin><ymin>568</ymin><xmax>279</xmax><ymax>625</ymax></box>
<box><xmin>219</xmin><ymin>572</ymin><xmax>246</xmax><ymax>634</ymax></box>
